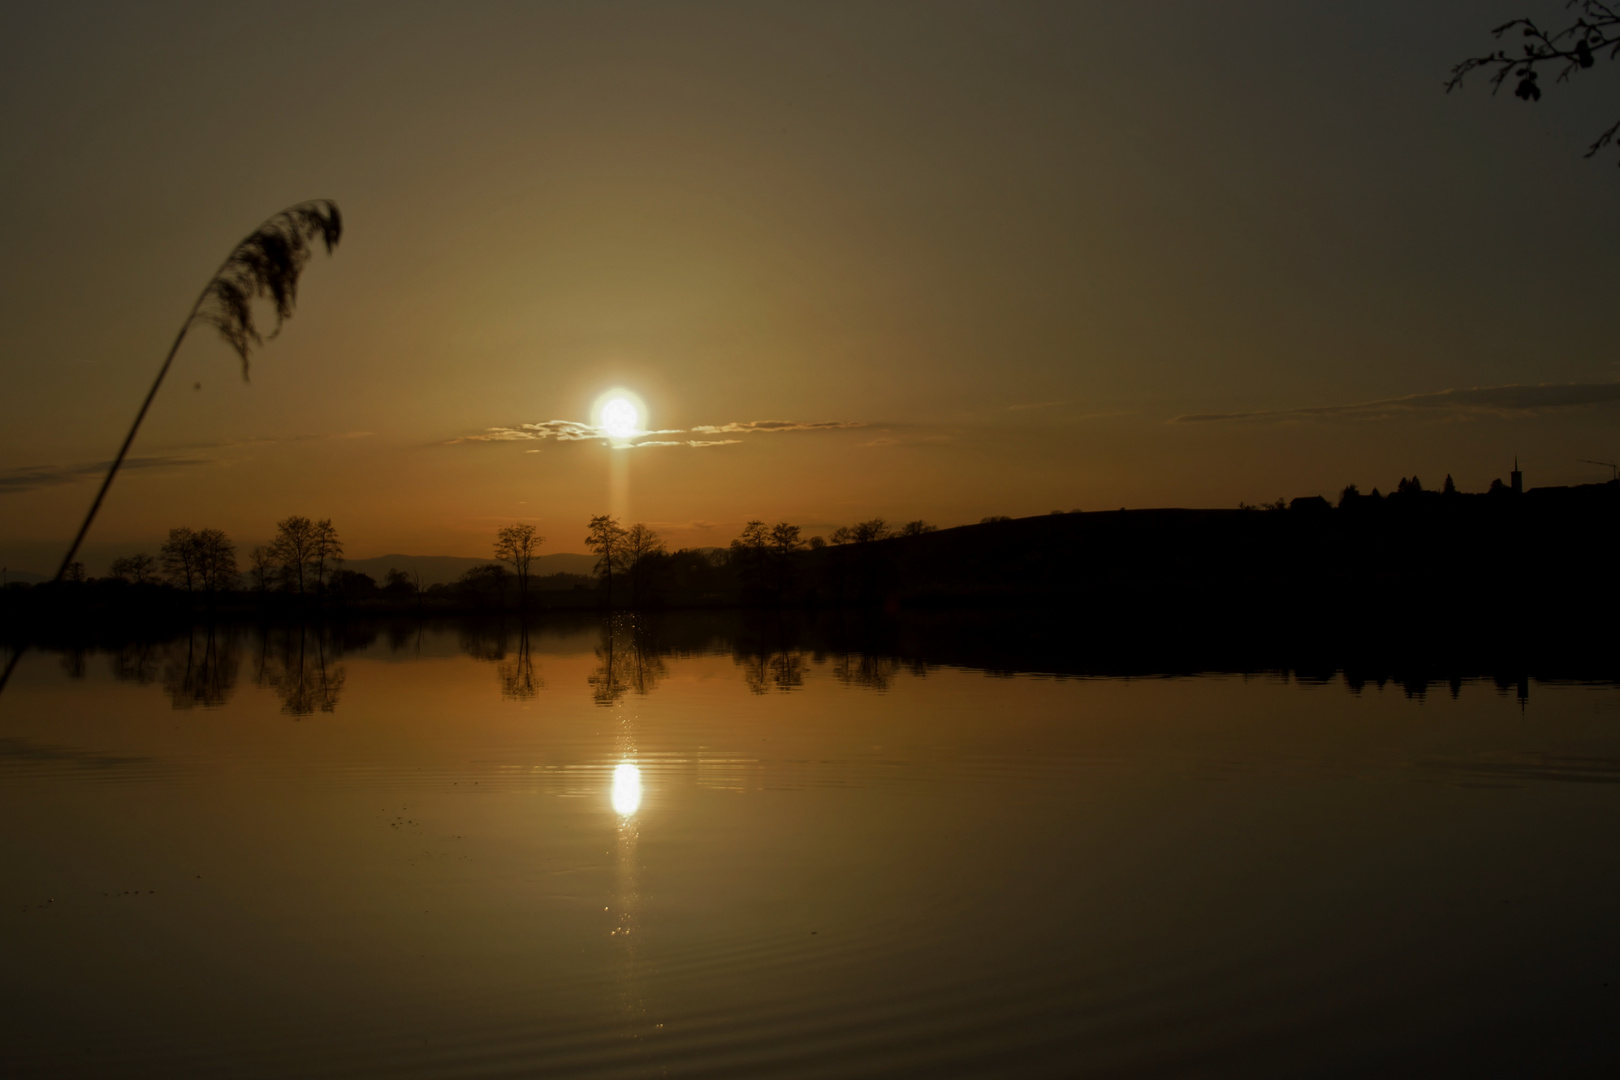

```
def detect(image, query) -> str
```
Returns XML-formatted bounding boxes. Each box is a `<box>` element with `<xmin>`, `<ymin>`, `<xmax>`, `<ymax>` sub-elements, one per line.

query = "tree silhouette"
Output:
<box><xmin>1447</xmin><ymin>2</ymin><xmax>1620</xmax><ymax>163</ymax></box>
<box><xmin>619</xmin><ymin>523</ymin><xmax>666</xmax><ymax>607</ymax></box>
<box><xmin>109</xmin><ymin>553</ymin><xmax>158</xmax><ymax>584</ymax></box>
<box><xmin>457</xmin><ymin>563</ymin><xmax>511</xmax><ymax>607</ymax></box>
<box><xmin>249</xmin><ymin>545</ymin><xmax>278</xmax><ymax>592</ymax></box>
<box><xmin>310</xmin><ymin>518</ymin><xmax>343</xmax><ymax>593</ymax></box>
<box><xmin>269</xmin><ymin>516</ymin><xmax>319</xmax><ymax>596</ymax></box>
<box><xmin>768</xmin><ymin>522</ymin><xmax>804</xmax><ymax>597</ymax></box>
<box><xmin>852</xmin><ymin>518</ymin><xmax>890</xmax><ymax>541</ymax></box>
<box><xmin>161</xmin><ymin>527</ymin><xmax>202</xmax><ymax>592</ymax></box>
<box><xmin>196</xmin><ymin>528</ymin><xmax>238</xmax><ymax>596</ymax></box>
<box><xmin>729</xmin><ymin>520</ymin><xmax>771</xmax><ymax>596</ymax></box>
<box><xmin>586</xmin><ymin>515</ymin><xmax>627</xmax><ymax>606</ymax></box>
<box><xmin>494</xmin><ymin>523</ymin><xmax>543</xmax><ymax>606</ymax></box>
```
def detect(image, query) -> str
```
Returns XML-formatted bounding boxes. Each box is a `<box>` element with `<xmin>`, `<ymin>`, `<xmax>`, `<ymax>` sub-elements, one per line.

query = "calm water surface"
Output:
<box><xmin>3</xmin><ymin>618</ymin><xmax>1620</xmax><ymax>1077</ymax></box>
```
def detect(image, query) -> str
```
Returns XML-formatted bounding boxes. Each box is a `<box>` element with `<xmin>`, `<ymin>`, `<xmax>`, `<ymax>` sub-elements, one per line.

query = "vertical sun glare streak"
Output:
<box><xmin>612</xmin><ymin>762</ymin><xmax>642</xmax><ymax>817</ymax></box>
<box><xmin>610</xmin><ymin>451</ymin><xmax>629</xmax><ymax>522</ymax></box>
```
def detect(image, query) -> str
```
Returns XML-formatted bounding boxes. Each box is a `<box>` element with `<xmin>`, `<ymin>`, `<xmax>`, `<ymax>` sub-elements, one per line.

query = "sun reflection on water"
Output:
<box><xmin>611</xmin><ymin>762</ymin><xmax>642</xmax><ymax>817</ymax></box>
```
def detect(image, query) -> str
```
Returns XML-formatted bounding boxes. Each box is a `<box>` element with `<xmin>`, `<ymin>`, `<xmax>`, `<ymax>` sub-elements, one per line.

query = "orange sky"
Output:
<box><xmin>4</xmin><ymin>2</ymin><xmax>1620</xmax><ymax>572</ymax></box>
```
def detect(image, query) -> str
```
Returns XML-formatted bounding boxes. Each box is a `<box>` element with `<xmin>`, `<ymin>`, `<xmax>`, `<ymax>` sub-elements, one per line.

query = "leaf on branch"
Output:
<box><xmin>194</xmin><ymin>200</ymin><xmax>343</xmax><ymax>379</ymax></box>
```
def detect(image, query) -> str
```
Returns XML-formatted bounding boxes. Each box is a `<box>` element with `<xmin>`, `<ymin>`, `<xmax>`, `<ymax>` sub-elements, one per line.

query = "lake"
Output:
<box><xmin>3</xmin><ymin>615</ymin><xmax>1619</xmax><ymax>1077</ymax></box>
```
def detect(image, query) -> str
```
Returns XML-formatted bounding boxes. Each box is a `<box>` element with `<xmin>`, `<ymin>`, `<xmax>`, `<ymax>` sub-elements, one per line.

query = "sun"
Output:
<box><xmin>602</xmin><ymin>397</ymin><xmax>638</xmax><ymax>438</ymax></box>
<box><xmin>592</xmin><ymin>389</ymin><xmax>646</xmax><ymax>440</ymax></box>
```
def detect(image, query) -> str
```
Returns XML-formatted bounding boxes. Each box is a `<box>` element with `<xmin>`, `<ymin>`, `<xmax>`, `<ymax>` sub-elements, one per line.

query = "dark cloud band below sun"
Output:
<box><xmin>0</xmin><ymin>455</ymin><xmax>210</xmax><ymax>495</ymax></box>
<box><xmin>1172</xmin><ymin>382</ymin><xmax>1620</xmax><ymax>424</ymax></box>
<box><xmin>454</xmin><ymin>419</ymin><xmax>864</xmax><ymax>446</ymax></box>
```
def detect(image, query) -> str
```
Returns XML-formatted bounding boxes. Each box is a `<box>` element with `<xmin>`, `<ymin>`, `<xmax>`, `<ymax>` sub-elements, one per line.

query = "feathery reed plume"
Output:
<box><xmin>0</xmin><ymin>201</ymin><xmax>342</xmax><ymax>700</ymax></box>
<box><xmin>58</xmin><ymin>200</ymin><xmax>342</xmax><ymax>581</ymax></box>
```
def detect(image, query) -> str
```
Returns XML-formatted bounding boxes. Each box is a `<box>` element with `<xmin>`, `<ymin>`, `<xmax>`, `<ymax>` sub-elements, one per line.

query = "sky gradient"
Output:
<box><xmin>4</xmin><ymin>1</ymin><xmax>1620</xmax><ymax>570</ymax></box>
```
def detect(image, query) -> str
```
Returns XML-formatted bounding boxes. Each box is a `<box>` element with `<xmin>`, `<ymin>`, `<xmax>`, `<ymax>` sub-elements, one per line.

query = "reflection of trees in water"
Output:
<box><xmin>387</xmin><ymin>622</ymin><xmax>422</xmax><ymax>655</ymax></box>
<box><xmin>458</xmin><ymin>621</ymin><xmax>545</xmax><ymax>700</ymax></box>
<box><xmin>162</xmin><ymin>626</ymin><xmax>241</xmax><ymax>709</ymax></box>
<box><xmin>256</xmin><ymin>624</ymin><xmax>345</xmax><ymax>716</ymax></box>
<box><xmin>829</xmin><ymin>652</ymin><xmax>916</xmax><ymax>691</ymax></box>
<box><xmin>498</xmin><ymin>624</ymin><xmax>543</xmax><ymax>700</ymax></box>
<box><xmin>109</xmin><ymin>641</ymin><xmax>163</xmax><ymax>685</ymax></box>
<box><xmin>736</xmin><ymin>650</ymin><xmax>808</xmax><ymax>694</ymax></box>
<box><xmin>590</xmin><ymin>617</ymin><xmax>667</xmax><ymax>706</ymax></box>
<box><xmin>59</xmin><ymin>649</ymin><xmax>89</xmax><ymax>680</ymax></box>
<box><xmin>459</xmin><ymin>623</ymin><xmax>510</xmax><ymax>663</ymax></box>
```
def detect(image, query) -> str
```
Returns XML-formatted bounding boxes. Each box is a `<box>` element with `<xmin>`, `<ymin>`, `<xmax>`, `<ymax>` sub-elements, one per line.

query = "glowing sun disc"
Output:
<box><xmin>601</xmin><ymin>397</ymin><xmax>639</xmax><ymax>438</ymax></box>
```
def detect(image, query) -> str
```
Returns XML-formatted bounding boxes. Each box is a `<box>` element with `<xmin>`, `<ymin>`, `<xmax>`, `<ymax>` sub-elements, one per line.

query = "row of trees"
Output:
<box><xmin>109</xmin><ymin>527</ymin><xmax>239</xmax><ymax>595</ymax></box>
<box><xmin>585</xmin><ymin>516</ymin><xmax>666</xmax><ymax>607</ymax></box>
<box><xmin>453</xmin><ymin>514</ymin><xmax>947</xmax><ymax>610</ymax></box>
<box><xmin>62</xmin><ymin>510</ymin><xmax>951</xmax><ymax>608</ymax></box>
<box><xmin>573</xmin><ymin>514</ymin><xmax>939</xmax><ymax>606</ymax></box>
<box><xmin>100</xmin><ymin>516</ymin><xmax>345</xmax><ymax>598</ymax></box>
<box><xmin>250</xmin><ymin>516</ymin><xmax>344</xmax><ymax>596</ymax></box>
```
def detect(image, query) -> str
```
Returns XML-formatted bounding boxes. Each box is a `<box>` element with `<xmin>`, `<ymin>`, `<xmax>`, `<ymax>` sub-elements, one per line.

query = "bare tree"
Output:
<box><xmin>494</xmin><ymin>523</ymin><xmax>543</xmax><ymax>605</ymax></box>
<box><xmin>734</xmin><ymin>520</ymin><xmax>769</xmax><ymax>551</ymax></box>
<box><xmin>110</xmin><ymin>553</ymin><xmax>158</xmax><ymax>584</ymax></box>
<box><xmin>618</xmin><ymin>523</ymin><xmax>667</xmax><ymax>607</ymax></box>
<box><xmin>269</xmin><ymin>516</ymin><xmax>318</xmax><ymax>597</ymax></box>
<box><xmin>161</xmin><ymin>527</ymin><xmax>236</xmax><ymax>595</ymax></box>
<box><xmin>311</xmin><ymin>518</ymin><xmax>343</xmax><ymax>593</ymax></box>
<box><xmin>851</xmin><ymin>518</ymin><xmax>890</xmax><ymax>543</ymax></box>
<box><xmin>728</xmin><ymin>520</ymin><xmax>771</xmax><ymax>594</ymax></box>
<box><xmin>768</xmin><ymin>522</ymin><xmax>802</xmax><ymax>556</ymax></box>
<box><xmin>249</xmin><ymin>545</ymin><xmax>277</xmax><ymax>592</ymax></box>
<box><xmin>899</xmin><ymin>520</ymin><xmax>937</xmax><ymax>537</ymax></box>
<box><xmin>196</xmin><ymin>529</ymin><xmax>238</xmax><ymax>595</ymax></box>
<box><xmin>161</xmin><ymin>527</ymin><xmax>202</xmax><ymax>592</ymax></box>
<box><xmin>585</xmin><ymin>515</ymin><xmax>627</xmax><ymax>605</ymax></box>
<box><xmin>768</xmin><ymin>522</ymin><xmax>804</xmax><ymax>596</ymax></box>
<box><xmin>1448</xmin><ymin>1</ymin><xmax>1620</xmax><ymax>163</ymax></box>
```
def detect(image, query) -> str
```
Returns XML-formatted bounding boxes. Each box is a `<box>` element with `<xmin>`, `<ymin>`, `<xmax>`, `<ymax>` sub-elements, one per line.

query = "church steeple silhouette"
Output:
<box><xmin>1511</xmin><ymin>456</ymin><xmax>1522</xmax><ymax>494</ymax></box>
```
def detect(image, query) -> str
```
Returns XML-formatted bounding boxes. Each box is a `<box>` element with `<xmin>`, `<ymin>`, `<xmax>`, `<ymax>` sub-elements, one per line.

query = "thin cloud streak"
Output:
<box><xmin>452</xmin><ymin>418</ymin><xmax>862</xmax><ymax>447</ymax></box>
<box><xmin>0</xmin><ymin>430</ymin><xmax>370</xmax><ymax>495</ymax></box>
<box><xmin>0</xmin><ymin>455</ymin><xmax>211</xmax><ymax>495</ymax></box>
<box><xmin>688</xmin><ymin>420</ymin><xmax>865</xmax><ymax>434</ymax></box>
<box><xmin>1173</xmin><ymin>382</ymin><xmax>1620</xmax><ymax>424</ymax></box>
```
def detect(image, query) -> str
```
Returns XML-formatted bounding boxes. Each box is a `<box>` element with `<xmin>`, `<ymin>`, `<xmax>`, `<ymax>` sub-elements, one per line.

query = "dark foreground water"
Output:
<box><xmin>3</xmin><ymin>617</ymin><xmax>1619</xmax><ymax>1078</ymax></box>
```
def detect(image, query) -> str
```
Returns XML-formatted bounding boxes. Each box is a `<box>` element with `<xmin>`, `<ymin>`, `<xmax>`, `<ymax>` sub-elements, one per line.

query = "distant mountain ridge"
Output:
<box><xmin>345</xmin><ymin>553</ymin><xmax>597</xmax><ymax>587</ymax></box>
